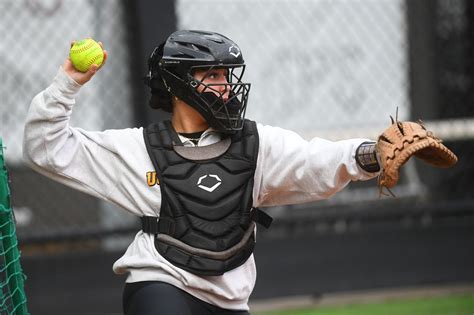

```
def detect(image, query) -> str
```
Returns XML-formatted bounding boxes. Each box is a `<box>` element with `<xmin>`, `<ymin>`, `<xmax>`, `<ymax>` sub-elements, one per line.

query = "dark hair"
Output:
<box><xmin>148</xmin><ymin>86</ymin><xmax>173</xmax><ymax>112</ymax></box>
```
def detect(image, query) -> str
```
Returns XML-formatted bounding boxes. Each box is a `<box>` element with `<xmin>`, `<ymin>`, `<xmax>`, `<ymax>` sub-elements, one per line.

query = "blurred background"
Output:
<box><xmin>1</xmin><ymin>0</ymin><xmax>473</xmax><ymax>313</ymax></box>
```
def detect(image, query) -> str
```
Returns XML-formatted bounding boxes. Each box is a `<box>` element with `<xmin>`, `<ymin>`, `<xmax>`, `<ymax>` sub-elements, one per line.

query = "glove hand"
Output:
<box><xmin>376</xmin><ymin>117</ymin><xmax>458</xmax><ymax>191</ymax></box>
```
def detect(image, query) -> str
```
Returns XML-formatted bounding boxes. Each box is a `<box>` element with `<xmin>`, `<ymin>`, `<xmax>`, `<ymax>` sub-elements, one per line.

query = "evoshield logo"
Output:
<box><xmin>229</xmin><ymin>45</ymin><xmax>241</xmax><ymax>58</ymax></box>
<box><xmin>197</xmin><ymin>174</ymin><xmax>222</xmax><ymax>192</ymax></box>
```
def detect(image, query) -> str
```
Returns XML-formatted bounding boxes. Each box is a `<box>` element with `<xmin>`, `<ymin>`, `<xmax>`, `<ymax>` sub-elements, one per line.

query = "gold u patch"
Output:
<box><xmin>146</xmin><ymin>171</ymin><xmax>160</xmax><ymax>186</ymax></box>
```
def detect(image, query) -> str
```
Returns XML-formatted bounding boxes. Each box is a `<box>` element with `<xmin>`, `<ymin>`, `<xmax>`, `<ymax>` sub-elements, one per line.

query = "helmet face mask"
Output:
<box><xmin>186</xmin><ymin>65</ymin><xmax>250</xmax><ymax>132</ymax></box>
<box><xmin>146</xmin><ymin>30</ymin><xmax>251</xmax><ymax>133</ymax></box>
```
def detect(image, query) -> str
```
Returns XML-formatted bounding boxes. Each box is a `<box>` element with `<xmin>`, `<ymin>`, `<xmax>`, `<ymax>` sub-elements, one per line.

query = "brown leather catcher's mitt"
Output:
<box><xmin>376</xmin><ymin>116</ymin><xmax>458</xmax><ymax>192</ymax></box>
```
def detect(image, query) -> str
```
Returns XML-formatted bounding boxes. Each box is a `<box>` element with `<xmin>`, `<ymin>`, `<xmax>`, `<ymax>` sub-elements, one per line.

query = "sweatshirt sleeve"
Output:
<box><xmin>23</xmin><ymin>67</ymin><xmax>135</xmax><ymax>207</ymax></box>
<box><xmin>253</xmin><ymin>123</ymin><xmax>378</xmax><ymax>207</ymax></box>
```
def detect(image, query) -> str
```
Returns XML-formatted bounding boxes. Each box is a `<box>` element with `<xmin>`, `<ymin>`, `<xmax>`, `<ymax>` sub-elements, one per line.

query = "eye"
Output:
<box><xmin>207</xmin><ymin>70</ymin><xmax>226</xmax><ymax>80</ymax></box>
<box><xmin>207</xmin><ymin>72</ymin><xmax>219</xmax><ymax>79</ymax></box>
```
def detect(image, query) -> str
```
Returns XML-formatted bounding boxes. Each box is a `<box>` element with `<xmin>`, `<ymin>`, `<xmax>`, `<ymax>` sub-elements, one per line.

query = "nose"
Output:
<box><xmin>217</xmin><ymin>78</ymin><xmax>230</xmax><ymax>101</ymax></box>
<box><xmin>220</xmin><ymin>85</ymin><xmax>230</xmax><ymax>102</ymax></box>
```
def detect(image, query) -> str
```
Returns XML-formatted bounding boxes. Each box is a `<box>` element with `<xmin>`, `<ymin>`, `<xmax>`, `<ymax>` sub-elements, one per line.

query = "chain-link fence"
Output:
<box><xmin>177</xmin><ymin>0</ymin><xmax>410</xmax><ymax>132</ymax></box>
<box><xmin>0</xmin><ymin>0</ymin><xmax>139</xmax><ymax>247</ymax></box>
<box><xmin>0</xmin><ymin>0</ymin><xmax>473</xmax><ymax>248</ymax></box>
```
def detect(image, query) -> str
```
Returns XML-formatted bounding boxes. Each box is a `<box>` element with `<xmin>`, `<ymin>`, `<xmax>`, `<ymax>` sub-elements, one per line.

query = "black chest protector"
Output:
<box><xmin>142</xmin><ymin>119</ymin><xmax>271</xmax><ymax>276</ymax></box>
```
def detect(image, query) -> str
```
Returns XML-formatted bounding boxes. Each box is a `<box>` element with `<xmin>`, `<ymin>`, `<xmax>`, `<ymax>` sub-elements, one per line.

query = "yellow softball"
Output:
<box><xmin>69</xmin><ymin>39</ymin><xmax>104</xmax><ymax>72</ymax></box>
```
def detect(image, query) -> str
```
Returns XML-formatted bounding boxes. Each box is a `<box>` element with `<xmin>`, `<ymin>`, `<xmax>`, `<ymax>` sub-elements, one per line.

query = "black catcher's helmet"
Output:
<box><xmin>145</xmin><ymin>30</ymin><xmax>251</xmax><ymax>133</ymax></box>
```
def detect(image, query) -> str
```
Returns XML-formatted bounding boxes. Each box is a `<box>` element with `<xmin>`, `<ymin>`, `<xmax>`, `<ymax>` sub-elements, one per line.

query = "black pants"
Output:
<box><xmin>123</xmin><ymin>281</ymin><xmax>250</xmax><ymax>315</ymax></box>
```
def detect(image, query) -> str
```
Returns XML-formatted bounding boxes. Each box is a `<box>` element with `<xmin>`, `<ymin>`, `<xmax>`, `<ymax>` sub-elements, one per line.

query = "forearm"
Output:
<box><xmin>254</xmin><ymin>125</ymin><xmax>378</xmax><ymax>207</ymax></box>
<box><xmin>23</xmin><ymin>67</ymin><xmax>81</xmax><ymax>170</ymax></box>
<box><xmin>22</xmin><ymin>67</ymin><xmax>119</xmax><ymax>200</ymax></box>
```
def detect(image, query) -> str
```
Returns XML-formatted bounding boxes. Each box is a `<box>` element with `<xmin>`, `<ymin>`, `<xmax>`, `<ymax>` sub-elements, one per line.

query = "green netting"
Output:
<box><xmin>0</xmin><ymin>139</ymin><xmax>28</xmax><ymax>315</ymax></box>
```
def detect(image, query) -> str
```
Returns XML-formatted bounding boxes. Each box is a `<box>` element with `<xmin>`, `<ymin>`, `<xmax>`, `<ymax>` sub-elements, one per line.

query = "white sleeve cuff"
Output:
<box><xmin>45</xmin><ymin>66</ymin><xmax>82</xmax><ymax>105</ymax></box>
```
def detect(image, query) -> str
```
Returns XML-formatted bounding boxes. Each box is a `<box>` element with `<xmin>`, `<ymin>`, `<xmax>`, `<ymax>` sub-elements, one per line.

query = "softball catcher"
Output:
<box><xmin>23</xmin><ymin>30</ymin><xmax>456</xmax><ymax>314</ymax></box>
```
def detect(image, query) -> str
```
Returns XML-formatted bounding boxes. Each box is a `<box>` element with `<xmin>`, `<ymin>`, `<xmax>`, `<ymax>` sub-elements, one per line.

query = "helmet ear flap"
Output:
<box><xmin>146</xmin><ymin>42</ymin><xmax>173</xmax><ymax>112</ymax></box>
<box><xmin>148</xmin><ymin>44</ymin><xmax>164</xmax><ymax>71</ymax></box>
<box><xmin>145</xmin><ymin>43</ymin><xmax>165</xmax><ymax>87</ymax></box>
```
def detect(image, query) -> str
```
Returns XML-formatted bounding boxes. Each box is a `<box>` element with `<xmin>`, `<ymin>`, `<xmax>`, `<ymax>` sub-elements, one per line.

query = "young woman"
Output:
<box><xmin>23</xmin><ymin>30</ymin><xmax>380</xmax><ymax>314</ymax></box>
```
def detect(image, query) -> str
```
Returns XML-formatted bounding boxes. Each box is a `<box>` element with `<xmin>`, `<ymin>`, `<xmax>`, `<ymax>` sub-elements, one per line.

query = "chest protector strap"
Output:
<box><xmin>143</xmin><ymin>120</ymin><xmax>271</xmax><ymax>276</ymax></box>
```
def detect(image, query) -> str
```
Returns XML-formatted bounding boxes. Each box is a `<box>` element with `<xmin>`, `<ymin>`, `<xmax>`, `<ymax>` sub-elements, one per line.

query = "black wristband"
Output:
<box><xmin>355</xmin><ymin>141</ymin><xmax>380</xmax><ymax>173</ymax></box>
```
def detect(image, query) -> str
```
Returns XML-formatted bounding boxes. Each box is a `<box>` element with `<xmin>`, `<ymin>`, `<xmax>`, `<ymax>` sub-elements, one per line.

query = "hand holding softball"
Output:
<box><xmin>63</xmin><ymin>39</ymin><xmax>107</xmax><ymax>85</ymax></box>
